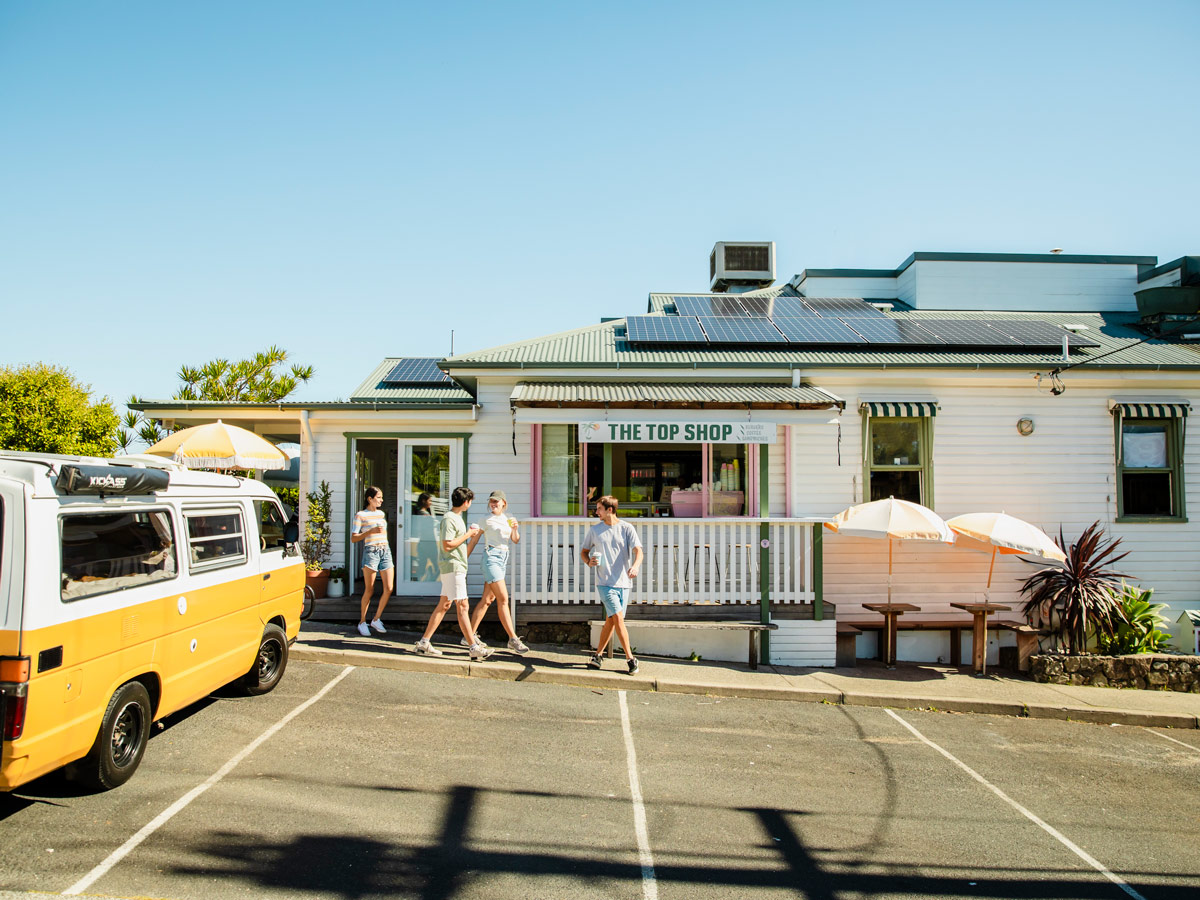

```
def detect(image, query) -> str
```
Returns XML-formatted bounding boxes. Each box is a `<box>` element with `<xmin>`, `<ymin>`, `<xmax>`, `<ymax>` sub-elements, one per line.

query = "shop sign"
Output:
<box><xmin>578</xmin><ymin>421</ymin><xmax>777</xmax><ymax>444</ymax></box>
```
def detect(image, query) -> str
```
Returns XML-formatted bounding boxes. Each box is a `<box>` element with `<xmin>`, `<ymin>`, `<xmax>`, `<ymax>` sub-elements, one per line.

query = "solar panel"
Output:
<box><xmin>984</xmin><ymin>320</ymin><xmax>1102</xmax><ymax>348</ymax></box>
<box><xmin>803</xmin><ymin>297</ymin><xmax>888</xmax><ymax>318</ymax></box>
<box><xmin>843</xmin><ymin>319</ymin><xmax>945</xmax><ymax>344</ymax></box>
<box><xmin>913</xmin><ymin>320</ymin><xmax>1021</xmax><ymax>346</ymax></box>
<box><xmin>738</xmin><ymin>295</ymin><xmax>819</xmax><ymax>317</ymax></box>
<box><xmin>771</xmin><ymin>317</ymin><xmax>867</xmax><ymax>345</ymax></box>
<box><xmin>626</xmin><ymin>315</ymin><xmax>707</xmax><ymax>343</ymax></box>
<box><xmin>673</xmin><ymin>296</ymin><xmax>751</xmax><ymax>317</ymax></box>
<box><xmin>697</xmin><ymin>316</ymin><xmax>787</xmax><ymax>344</ymax></box>
<box><xmin>383</xmin><ymin>358</ymin><xmax>452</xmax><ymax>384</ymax></box>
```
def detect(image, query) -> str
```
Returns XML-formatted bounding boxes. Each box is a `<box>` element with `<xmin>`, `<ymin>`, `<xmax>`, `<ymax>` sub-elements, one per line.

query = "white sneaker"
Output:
<box><xmin>460</xmin><ymin>636</ymin><xmax>488</xmax><ymax>647</ymax></box>
<box><xmin>370</xmin><ymin>618</ymin><xmax>386</xmax><ymax>634</ymax></box>
<box><xmin>357</xmin><ymin>622</ymin><xmax>371</xmax><ymax>637</ymax></box>
<box><xmin>507</xmin><ymin>637</ymin><xmax>530</xmax><ymax>654</ymax></box>
<box><xmin>469</xmin><ymin>642</ymin><xmax>494</xmax><ymax>661</ymax></box>
<box><xmin>415</xmin><ymin>638</ymin><xmax>442</xmax><ymax>656</ymax></box>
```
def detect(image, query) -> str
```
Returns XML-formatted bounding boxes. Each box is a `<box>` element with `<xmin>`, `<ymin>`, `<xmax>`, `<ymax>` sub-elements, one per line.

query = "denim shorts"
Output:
<box><xmin>596</xmin><ymin>585</ymin><xmax>628</xmax><ymax>617</ymax></box>
<box><xmin>481</xmin><ymin>545</ymin><xmax>509</xmax><ymax>583</ymax></box>
<box><xmin>361</xmin><ymin>543</ymin><xmax>394</xmax><ymax>572</ymax></box>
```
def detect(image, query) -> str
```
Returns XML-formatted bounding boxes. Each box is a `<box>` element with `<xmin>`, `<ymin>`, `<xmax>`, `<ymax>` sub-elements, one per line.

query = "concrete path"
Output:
<box><xmin>292</xmin><ymin>621</ymin><xmax>1200</xmax><ymax>729</ymax></box>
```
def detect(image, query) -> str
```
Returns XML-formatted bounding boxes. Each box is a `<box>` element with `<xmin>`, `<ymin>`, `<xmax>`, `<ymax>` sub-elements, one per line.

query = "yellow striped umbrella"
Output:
<box><xmin>146</xmin><ymin>420</ymin><xmax>289</xmax><ymax>471</ymax></box>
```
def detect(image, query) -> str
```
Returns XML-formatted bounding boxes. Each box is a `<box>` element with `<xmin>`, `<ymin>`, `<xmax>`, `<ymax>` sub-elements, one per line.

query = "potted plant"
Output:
<box><xmin>302</xmin><ymin>480</ymin><xmax>333</xmax><ymax>598</ymax></box>
<box><xmin>326</xmin><ymin>566</ymin><xmax>347</xmax><ymax>599</ymax></box>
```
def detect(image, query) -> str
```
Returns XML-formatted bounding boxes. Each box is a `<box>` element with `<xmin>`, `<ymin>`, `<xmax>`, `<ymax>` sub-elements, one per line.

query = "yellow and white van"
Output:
<box><xmin>0</xmin><ymin>451</ymin><xmax>304</xmax><ymax>791</ymax></box>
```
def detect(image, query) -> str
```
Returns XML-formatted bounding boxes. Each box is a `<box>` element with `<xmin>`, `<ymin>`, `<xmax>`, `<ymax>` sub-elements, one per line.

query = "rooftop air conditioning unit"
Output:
<box><xmin>709</xmin><ymin>241</ymin><xmax>776</xmax><ymax>293</ymax></box>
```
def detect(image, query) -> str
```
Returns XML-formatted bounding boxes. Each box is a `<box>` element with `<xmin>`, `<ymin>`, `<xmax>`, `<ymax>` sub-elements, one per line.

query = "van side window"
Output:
<box><xmin>61</xmin><ymin>511</ymin><xmax>177</xmax><ymax>602</ymax></box>
<box><xmin>254</xmin><ymin>499</ymin><xmax>288</xmax><ymax>552</ymax></box>
<box><xmin>185</xmin><ymin>509</ymin><xmax>247</xmax><ymax>570</ymax></box>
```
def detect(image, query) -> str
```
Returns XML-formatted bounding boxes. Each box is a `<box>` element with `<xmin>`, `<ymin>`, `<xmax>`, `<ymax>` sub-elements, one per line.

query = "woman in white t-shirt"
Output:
<box><xmin>466</xmin><ymin>490</ymin><xmax>529</xmax><ymax>654</ymax></box>
<box><xmin>351</xmin><ymin>486</ymin><xmax>393</xmax><ymax>637</ymax></box>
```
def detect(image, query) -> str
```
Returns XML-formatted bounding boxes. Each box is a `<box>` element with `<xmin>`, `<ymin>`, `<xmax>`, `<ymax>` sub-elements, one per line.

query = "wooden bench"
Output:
<box><xmin>854</xmin><ymin>616</ymin><xmax>1026</xmax><ymax>669</ymax></box>
<box><xmin>589</xmin><ymin>619</ymin><xmax>778</xmax><ymax>669</ymax></box>
<box><xmin>836</xmin><ymin>623</ymin><xmax>861</xmax><ymax>668</ymax></box>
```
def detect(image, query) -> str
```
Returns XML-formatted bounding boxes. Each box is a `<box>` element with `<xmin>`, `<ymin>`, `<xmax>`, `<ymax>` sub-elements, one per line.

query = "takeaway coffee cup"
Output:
<box><xmin>589</xmin><ymin>548</ymin><xmax>602</xmax><ymax>566</ymax></box>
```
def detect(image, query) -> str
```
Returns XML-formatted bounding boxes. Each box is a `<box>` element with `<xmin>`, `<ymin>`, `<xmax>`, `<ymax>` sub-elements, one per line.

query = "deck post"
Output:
<box><xmin>758</xmin><ymin>443</ymin><xmax>770</xmax><ymax>663</ymax></box>
<box><xmin>812</xmin><ymin>523</ymin><xmax>823</xmax><ymax>621</ymax></box>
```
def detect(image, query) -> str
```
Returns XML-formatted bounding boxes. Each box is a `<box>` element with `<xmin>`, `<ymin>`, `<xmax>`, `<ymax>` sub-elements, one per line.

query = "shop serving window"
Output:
<box><xmin>861</xmin><ymin>403</ymin><xmax>937</xmax><ymax>505</ymax></box>
<box><xmin>185</xmin><ymin>508</ymin><xmax>247</xmax><ymax>570</ymax></box>
<box><xmin>61</xmin><ymin>510</ymin><xmax>177</xmax><ymax>601</ymax></box>
<box><xmin>1113</xmin><ymin>404</ymin><xmax>1188</xmax><ymax>521</ymax></box>
<box><xmin>539</xmin><ymin>424</ymin><xmax>753</xmax><ymax>518</ymax></box>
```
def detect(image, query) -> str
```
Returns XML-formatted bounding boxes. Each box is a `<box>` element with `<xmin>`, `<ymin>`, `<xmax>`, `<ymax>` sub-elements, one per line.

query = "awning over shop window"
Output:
<box><xmin>510</xmin><ymin>381</ymin><xmax>845</xmax><ymax>410</ymax></box>
<box><xmin>860</xmin><ymin>401</ymin><xmax>939</xmax><ymax>417</ymax></box>
<box><xmin>1110</xmin><ymin>402</ymin><xmax>1191</xmax><ymax>419</ymax></box>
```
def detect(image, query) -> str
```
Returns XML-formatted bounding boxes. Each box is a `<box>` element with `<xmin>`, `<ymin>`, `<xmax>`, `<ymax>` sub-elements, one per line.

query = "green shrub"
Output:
<box><xmin>302</xmin><ymin>480</ymin><xmax>333</xmax><ymax>572</ymax></box>
<box><xmin>1098</xmin><ymin>583</ymin><xmax>1171</xmax><ymax>655</ymax></box>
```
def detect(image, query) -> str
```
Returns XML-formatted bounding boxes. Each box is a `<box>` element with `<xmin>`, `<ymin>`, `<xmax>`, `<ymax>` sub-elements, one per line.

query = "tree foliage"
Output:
<box><xmin>175</xmin><ymin>346</ymin><xmax>314</xmax><ymax>402</ymax></box>
<box><xmin>120</xmin><ymin>347</ymin><xmax>314</xmax><ymax>452</ymax></box>
<box><xmin>0</xmin><ymin>363</ymin><xmax>119</xmax><ymax>456</ymax></box>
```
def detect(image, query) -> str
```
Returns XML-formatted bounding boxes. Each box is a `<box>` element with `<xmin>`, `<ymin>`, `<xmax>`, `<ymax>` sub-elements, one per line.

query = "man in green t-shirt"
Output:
<box><xmin>415</xmin><ymin>486</ymin><xmax>493</xmax><ymax>660</ymax></box>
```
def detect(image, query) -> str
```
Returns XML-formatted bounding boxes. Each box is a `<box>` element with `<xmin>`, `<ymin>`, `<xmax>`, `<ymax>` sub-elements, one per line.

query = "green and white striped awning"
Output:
<box><xmin>860</xmin><ymin>401</ymin><xmax>939</xmax><ymax>417</ymax></box>
<box><xmin>1111</xmin><ymin>402</ymin><xmax>1191</xmax><ymax>419</ymax></box>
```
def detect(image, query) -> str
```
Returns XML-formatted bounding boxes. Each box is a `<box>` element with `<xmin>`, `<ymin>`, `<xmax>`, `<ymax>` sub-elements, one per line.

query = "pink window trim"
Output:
<box><xmin>530</xmin><ymin>424</ymin><xmax>541</xmax><ymax>518</ymax></box>
<box><xmin>784</xmin><ymin>425</ymin><xmax>792</xmax><ymax>518</ymax></box>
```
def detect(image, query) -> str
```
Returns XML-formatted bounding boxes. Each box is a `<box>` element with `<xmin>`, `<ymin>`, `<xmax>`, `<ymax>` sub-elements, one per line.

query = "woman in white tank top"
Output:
<box><xmin>467</xmin><ymin>490</ymin><xmax>529</xmax><ymax>654</ymax></box>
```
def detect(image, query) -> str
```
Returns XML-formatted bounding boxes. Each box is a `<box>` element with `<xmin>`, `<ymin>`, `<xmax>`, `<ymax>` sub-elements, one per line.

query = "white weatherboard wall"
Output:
<box><xmin>771</xmin><ymin>619</ymin><xmax>836</xmax><ymax>667</ymax></box>
<box><xmin>900</xmin><ymin>261</ymin><xmax>1141</xmax><ymax>313</ymax></box>
<box><xmin>791</xmin><ymin>371</ymin><xmax>1200</xmax><ymax>660</ymax></box>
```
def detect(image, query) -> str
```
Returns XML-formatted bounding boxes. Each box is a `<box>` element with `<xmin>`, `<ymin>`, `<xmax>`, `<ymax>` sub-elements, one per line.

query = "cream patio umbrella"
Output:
<box><xmin>946</xmin><ymin>512</ymin><xmax>1066</xmax><ymax>674</ymax></box>
<box><xmin>945</xmin><ymin>512</ymin><xmax>1067</xmax><ymax>594</ymax></box>
<box><xmin>825</xmin><ymin>497</ymin><xmax>955</xmax><ymax>597</ymax></box>
<box><xmin>145</xmin><ymin>420</ymin><xmax>290</xmax><ymax>471</ymax></box>
<box><xmin>825</xmin><ymin>498</ymin><xmax>954</xmax><ymax>667</ymax></box>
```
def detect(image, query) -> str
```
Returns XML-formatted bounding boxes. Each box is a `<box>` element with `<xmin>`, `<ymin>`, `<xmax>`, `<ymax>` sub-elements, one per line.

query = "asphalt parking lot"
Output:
<box><xmin>1</xmin><ymin>659</ymin><xmax>1198</xmax><ymax>900</ymax></box>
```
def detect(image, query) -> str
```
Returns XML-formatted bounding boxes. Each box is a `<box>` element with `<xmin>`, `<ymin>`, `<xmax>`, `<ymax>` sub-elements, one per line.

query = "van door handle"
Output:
<box><xmin>262</xmin><ymin>573</ymin><xmax>271</xmax><ymax>581</ymax></box>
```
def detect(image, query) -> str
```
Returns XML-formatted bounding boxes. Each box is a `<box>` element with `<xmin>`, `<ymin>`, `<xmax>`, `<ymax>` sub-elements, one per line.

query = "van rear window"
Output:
<box><xmin>61</xmin><ymin>511</ymin><xmax>177</xmax><ymax>602</ymax></box>
<box><xmin>185</xmin><ymin>509</ymin><xmax>246</xmax><ymax>570</ymax></box>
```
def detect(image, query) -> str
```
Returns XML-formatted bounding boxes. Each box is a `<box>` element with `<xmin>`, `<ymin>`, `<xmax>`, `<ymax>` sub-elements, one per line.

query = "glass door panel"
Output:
<box><xmin>401</xmin><ymin>443</ymin><xmax>453</xmax><ymax>592</ymax></box>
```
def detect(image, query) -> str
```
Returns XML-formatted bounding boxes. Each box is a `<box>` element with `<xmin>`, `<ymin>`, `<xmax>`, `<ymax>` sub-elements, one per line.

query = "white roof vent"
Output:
<box><xmin>709</xmin><ymin>241</ymin><xmax>775</xmax><ymax>293</ymax></box>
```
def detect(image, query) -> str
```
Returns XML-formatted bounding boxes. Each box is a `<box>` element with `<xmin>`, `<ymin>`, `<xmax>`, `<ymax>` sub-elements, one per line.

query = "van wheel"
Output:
<box><xmin>243</xmin><ymin>624</ymin><xmax>288</xmax><ymax>695</ymax></box>
<box><xmin>72</xmin><ymin>681</ymin><xmax>152</xmax><ymax>791</ymax></box>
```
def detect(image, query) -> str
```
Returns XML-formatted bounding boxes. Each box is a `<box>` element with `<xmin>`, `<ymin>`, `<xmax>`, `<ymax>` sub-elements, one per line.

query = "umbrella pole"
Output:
<box><xmin>981</xmin><ymin>547</ymin><xmax>997</xmax><ymax>676</ymax></box>
<box><xmin>886</xmin><ymin>538</ymin><xmax>894</xmax><ymax>667</ymax></box>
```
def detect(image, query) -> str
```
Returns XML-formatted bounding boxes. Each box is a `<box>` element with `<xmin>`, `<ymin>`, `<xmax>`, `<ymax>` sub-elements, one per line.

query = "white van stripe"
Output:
<box><xmin>885</xmin><ymin>710</ymin><xmax>1146</xmax><ymax>900</ymax></box>
<box><xmin>63</xmin><ymin>666</ymin><xmax>355</xmax><ymax>896</ymax></box>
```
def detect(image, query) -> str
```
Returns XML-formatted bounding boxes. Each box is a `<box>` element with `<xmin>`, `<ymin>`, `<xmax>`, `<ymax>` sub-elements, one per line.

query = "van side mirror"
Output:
<box><xmin>284</xmin><ymin>522</ymin><xmax>299</xmax><ymax>544</ymax></box>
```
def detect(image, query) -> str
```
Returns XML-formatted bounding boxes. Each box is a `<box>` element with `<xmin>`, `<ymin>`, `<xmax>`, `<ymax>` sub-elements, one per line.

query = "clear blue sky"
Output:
<box><xmin>2</xmin><ymin>0</ymin><xmax>1196</xmax><ymax>410</ymax></box>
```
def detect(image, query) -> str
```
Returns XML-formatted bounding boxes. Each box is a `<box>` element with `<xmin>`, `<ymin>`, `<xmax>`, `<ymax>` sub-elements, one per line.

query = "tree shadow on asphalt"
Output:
<box><xmin>166</xmin><ymin>784</ymin><xmax>1198</xmax><ymax>899</ymax></box>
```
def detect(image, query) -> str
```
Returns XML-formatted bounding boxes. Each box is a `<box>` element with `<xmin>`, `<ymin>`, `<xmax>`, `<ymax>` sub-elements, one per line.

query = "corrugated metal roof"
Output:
<box><xmin>511</xmin><ymin>381</ymin><xmax>844</xmax><ymax>408</ymax></box>
<box><xmin>446</xmin><ymin>311</ymin><xmax>1200</xmax><ymax>371</ymax></box>
<box><xmin>350</xmin><ymin>358</ymin><xmax>475</xmax><ymax>403</ymax></box>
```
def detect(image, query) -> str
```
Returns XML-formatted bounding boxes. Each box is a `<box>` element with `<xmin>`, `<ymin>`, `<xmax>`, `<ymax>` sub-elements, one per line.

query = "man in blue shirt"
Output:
<box><xmin>580</xmin><ymin>495</ymin><xmax>643</xmax><ymax>674</ymax></box>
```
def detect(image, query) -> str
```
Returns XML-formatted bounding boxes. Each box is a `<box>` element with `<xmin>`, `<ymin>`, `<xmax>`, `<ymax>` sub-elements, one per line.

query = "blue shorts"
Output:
<box><xmin>361</xmin><ymin>543</ymin><xmax>394</xmax><ymax>572</ymax></box>
<box><xmin>482</xmin><ymin>545</ymin><xmax>509</xmax><ymax>583</ymax></box>
<box><xmin>596</xmin><ymin>585</ymin><xmax>628</xmax><ymax>618</ymax></box>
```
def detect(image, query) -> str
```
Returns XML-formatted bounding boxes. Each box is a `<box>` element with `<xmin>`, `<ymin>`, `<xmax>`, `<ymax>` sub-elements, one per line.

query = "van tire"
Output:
<box><xmin>243</xmin><ymin>623</ymin><xmax>288</xmax><ymax>695</ymax></box>
<box><xmin>72</xmin><ymin>681</ymin><xmax>153</xmax><ymax>791</ymax></box>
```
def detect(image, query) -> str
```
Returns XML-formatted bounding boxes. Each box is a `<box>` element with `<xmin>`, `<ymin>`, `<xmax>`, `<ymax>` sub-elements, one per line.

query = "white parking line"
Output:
<box><xmin>618</xmin><ymin>690</ymin><xmax>658</xmax><ymax>900</ymax></box>
<box><xmin>63</xmin><ymin>665</ymin><xmax>356</xmax><ymax>896</ymax></box>
<box><xmin>885</xmin><ymin>709</ymin><xmax>1147</xmax><ymax>900</ymax></box>
<box><xmin>1146</xmin><ymin>728</ymin><xmax>1200</xmax><ymax>754</ymax></box>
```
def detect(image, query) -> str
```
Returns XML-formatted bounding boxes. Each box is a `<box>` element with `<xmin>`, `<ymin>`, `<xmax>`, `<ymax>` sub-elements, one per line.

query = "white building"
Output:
<box><xmin>137</xmin><ymin>248</ymin><xmax>1200</xmax><ymax>667</ymax></box>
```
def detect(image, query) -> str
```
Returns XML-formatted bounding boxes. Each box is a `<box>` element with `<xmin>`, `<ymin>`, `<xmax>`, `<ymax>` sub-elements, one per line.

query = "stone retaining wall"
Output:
<box><xmin>1030</xmin><ymin>654</ymin><xmax>1200</xmax><ymax>691</ymax></box>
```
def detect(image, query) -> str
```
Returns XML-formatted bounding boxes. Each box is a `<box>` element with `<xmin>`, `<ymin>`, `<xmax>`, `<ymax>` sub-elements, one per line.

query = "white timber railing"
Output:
<box><xmin>510</xmin><ymin>518</ymin><xmax>817</xmax><ymax>605</ymax></box>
